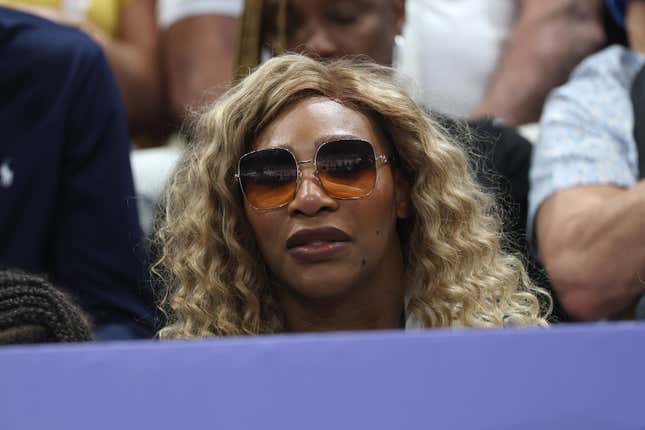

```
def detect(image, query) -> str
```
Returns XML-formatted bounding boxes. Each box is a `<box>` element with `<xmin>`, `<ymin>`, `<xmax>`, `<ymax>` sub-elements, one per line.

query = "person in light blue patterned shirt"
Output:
<box><xmin>529</xmin><ymin>0</ymin><xmax>645</xmax><ymax>320</ymax></box>
<box><xmin>530</xmin><ymin>46</ymin><xmax>645</xmax><ymax>226</ymax></box>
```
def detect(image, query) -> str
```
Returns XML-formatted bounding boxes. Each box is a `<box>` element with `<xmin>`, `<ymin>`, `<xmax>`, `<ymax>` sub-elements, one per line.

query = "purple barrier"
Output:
<box><xmin>1</xmin><ymin>322</ymin><xmax>644</xmax><ymax>430</ymax></box>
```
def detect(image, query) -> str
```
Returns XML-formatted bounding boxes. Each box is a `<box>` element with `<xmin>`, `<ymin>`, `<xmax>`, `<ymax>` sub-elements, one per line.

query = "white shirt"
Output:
<box><xmin>157</xmin><ymin>0</ymin><xmax>242</xmax><ymax>29</ymax></box>
<box><xmin>395</xmin><ymin>0</ymin><xmax>516</xmax><ymax>117</ymax></box>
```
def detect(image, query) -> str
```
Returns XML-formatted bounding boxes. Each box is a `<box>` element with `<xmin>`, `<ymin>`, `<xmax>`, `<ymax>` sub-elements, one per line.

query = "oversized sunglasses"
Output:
<box><xmin>235</xmin><ymin>139</ymin><xmax>390</xmax><ymax>210</ymax></box>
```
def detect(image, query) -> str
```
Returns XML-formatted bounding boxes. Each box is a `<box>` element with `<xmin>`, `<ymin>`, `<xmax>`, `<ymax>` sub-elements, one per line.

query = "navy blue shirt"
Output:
<box><xmin>0</xmin><ymin>7</ymin><xmax>155</xmax><ymax>338</ymax></box>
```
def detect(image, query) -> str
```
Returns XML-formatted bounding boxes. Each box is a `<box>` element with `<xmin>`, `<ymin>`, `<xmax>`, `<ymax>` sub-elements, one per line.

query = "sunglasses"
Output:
<box><xmin>236</xmin><ymin>139</ymin><xmax>390</xmax><ymax>210</ymax></box>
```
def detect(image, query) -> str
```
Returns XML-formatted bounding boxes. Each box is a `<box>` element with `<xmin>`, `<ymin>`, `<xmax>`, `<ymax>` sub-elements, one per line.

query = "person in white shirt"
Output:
<box><xmin>159</xmin><ymin>0</ymin><xmax>605</xmax><ymax>127</ymax></box>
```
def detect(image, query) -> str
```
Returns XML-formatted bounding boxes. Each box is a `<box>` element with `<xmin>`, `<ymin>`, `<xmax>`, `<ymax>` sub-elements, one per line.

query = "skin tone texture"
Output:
<box><xmin>535</xmin><ymin>1</ymin><xmax>645</xmax><ymax>320</ymax></box>
<box><xmin>163</xmin><ymin>14</ymin><xmax>238</xmax><ymax>125</ymax></box>
<box><xmin>472</xmin><ymin>0</ymin><xmax>605</xmax><ymax>125</ymax></box>
<box><xmin>160</xmin><ymin>0</ymin><xmax>603</xmax><ymax>128</ymax></box>
<box><xmin>281</xmin><ymin>0</ymin><xmax>405</xmax><ymax>66</ymax></box>
<box><xmin>245</xmin><ymin>97</ymin><xmax>410</xmax><ymax>332</ymax></box>
<box><xmin>7</xmin><ymin>0</ymin><xmax>163</xmax><ymax>133</ymax></box>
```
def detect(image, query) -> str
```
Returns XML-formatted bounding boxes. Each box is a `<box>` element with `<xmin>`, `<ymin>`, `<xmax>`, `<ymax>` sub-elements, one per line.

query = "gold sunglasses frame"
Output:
<box><xmin>235</xmin><ymin>139</ymin><xmax>390</xmax><ymax>210</ymax></box>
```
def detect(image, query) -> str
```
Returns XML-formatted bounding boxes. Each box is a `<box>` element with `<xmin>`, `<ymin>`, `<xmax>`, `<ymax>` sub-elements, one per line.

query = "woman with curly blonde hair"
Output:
<box><xmin>155</xmin><ymin>54</ymin><xmax>550</xmax><ymax>338</ymax></box>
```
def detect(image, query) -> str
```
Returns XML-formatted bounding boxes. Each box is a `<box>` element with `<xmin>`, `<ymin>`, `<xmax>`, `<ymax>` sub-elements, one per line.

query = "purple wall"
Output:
<box><xmin>1</xmin><ymin>322</ymin><xmax>644</xmax><ymax>429</ymax></box>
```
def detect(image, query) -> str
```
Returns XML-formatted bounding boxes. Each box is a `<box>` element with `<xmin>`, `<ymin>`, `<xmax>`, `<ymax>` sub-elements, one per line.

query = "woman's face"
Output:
<box><xmin>244</xmin><ymin>96</ymin><xmax>409</xmax><ymax>304</ymax></box>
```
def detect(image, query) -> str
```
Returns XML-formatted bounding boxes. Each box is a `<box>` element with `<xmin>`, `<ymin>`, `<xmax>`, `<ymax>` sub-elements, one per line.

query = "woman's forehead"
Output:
<box><xmin>252</xmin><ymin>97</ymin><xmax>388</xmax><ymax>156</ymax></box>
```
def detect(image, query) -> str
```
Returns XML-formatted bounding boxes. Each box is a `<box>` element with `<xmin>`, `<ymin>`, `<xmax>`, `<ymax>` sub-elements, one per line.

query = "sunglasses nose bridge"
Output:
<box><xmin>295</xmin><ymin>158</ymin><xmax>333</xmax><ymax>197</ymax></box>
<box><xmin>296</xmin><ymin>158</ymin><xmax>319</xmax><ymax>182</ymax></box>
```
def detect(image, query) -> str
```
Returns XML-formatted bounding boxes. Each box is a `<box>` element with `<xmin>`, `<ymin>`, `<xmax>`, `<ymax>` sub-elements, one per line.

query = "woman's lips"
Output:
<box><xmin>288</xmin><ymin>241</ymin><xmax>351</xmax><ymax>263</ymax></box>
<box><xmin>286</xmin><ymin>227</ymin><xmax>351</xmax><ymax>263</ymax></box>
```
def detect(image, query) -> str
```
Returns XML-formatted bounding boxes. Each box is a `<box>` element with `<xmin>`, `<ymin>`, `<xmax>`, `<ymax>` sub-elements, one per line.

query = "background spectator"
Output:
<box><xmin>0</xmin><ymin>7</ymin><xmax>156</xmax><ymax>339</ymax></box>
<box><xmin>0</xmin><ymin>0</ymin><xmax>163</xmax><ymax>135</ymax></box>
<box><xmin>159</xmin><ymin>0</ymin><xmax>241</xmax><ymax>126</ymax></box>
<box><xmin>529</xmin><ymin>0</ymin><xmax>645</xmax><ymax>320</ymax></box>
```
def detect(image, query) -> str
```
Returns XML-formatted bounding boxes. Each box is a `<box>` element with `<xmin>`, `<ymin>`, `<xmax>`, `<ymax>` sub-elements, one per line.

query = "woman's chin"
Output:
<box><xmin>285</xmin><ymin>271</ymin><xmax>361</xmax><ymax>302</ymax></box>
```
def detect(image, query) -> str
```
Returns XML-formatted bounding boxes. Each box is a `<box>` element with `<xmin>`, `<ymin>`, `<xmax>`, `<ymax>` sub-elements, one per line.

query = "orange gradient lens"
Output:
<box><xmin>316</xmin><ymin>139</ymin><xmax>376</xmax><ymax>198</ymax></box>
<box><xmin>239</xmin><ymin>148</ymin><xmax>297</xmax><ymax>209</ymax></box>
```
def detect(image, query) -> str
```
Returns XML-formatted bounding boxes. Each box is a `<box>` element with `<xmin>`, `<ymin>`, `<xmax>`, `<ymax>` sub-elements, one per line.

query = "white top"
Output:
<box><xmin>157</xmin><ymin>0</ymin><xmax>243</xmax><ymax>29</ymax></box>
<box><xmin>395</xmin><ymin>0</ymin><xmax>516</xmax><ymax>117</ymax></box>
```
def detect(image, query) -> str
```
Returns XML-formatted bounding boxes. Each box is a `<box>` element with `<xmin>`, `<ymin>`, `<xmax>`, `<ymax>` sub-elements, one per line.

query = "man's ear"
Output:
<box><xmin>393</xmin><ymin>169</ymin><xmax>411</xmax><ymax>219</ymax></box>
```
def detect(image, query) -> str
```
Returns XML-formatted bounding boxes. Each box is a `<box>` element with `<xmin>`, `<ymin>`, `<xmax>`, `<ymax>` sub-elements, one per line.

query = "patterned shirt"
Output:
<box><xmin>528</xmin><ymin>45</ymin><xmax>645</xmax><ymax>241</ymax></box>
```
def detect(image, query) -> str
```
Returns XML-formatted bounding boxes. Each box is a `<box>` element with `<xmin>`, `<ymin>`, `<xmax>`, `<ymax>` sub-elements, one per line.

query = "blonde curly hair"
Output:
<box><xmin>155</xmin><ymin>54</ymin><xmax>550</xmax><ymax>338</ymax></box>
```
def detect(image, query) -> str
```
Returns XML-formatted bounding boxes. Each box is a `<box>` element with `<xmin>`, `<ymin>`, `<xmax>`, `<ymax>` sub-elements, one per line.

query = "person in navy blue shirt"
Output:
<box><xmin>0</xmin><ymin>7</ymin><xmax>155</xmax><ymax>339</ymax></box>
